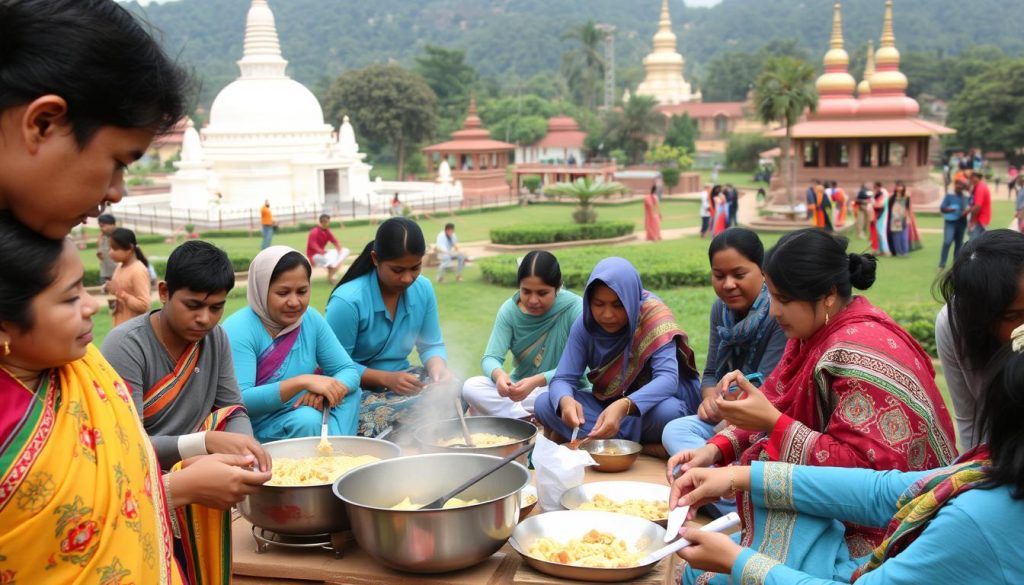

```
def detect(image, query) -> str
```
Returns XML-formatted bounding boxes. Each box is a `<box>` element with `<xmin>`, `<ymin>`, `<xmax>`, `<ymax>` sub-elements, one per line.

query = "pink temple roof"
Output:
<box><xmin>767</xmin><ymin>117</ymin><xmax>954</xmax><ymax>139</ymax></box>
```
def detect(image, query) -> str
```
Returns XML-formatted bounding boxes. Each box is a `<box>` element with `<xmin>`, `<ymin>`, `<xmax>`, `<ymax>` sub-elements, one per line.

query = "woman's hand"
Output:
<box><xmin>588</xmin><ymin>399</ymin><xmax>630</xmax><ymax>439</ymax></box>
<box><xmin>494</xmin><ymin>370</ymin><xmax>513</xmax><ymax>397</ymax></box>
<box><xmin>300</xmin><ymin>375</ymin><xmax>348</xmax><ymax>406</ymax></box>
<box><xmin>697</xmin><ymin>386</ymin><xmax>723</xmax><ymax>424</ymax></box>
<box><xmin>507</xmin><ymin>374</ymin><xmax>545</xmax><ymax>402</ymax></box>
<box><xmin>675</xmin><ymin>527</ymin><xmax>743</xmax><ymax>574</ymax></box>
<box><xmin>558</xmin><ymin>395</ymin><xmax>584</xmax><ymax>430</ymax></box>
<box><xmin>670</xmin><ymin>466</ymin><xmax>749</xmax><ymax>511</ymax></box>
<box><xmin>665</xmin><ymin>444</ymin><xmax>722</xmax><ymax>484</ymax></box>
<box><xmin>292</xmin><ymin>392</ymin><xmax>326</xmax><ymax>411</ymax></box>
<box><xmin>384</xmin><ymin>371</ymin><xmax>425</xmax><ymax>395</ymax></box>
<box><xmin>715</xmin><ymin>371</ymin><xmax>781</xmax><ymax>433</ymax></box>
<box><xmin>426</xmin><ymin>358</ymin><xmax>452</xmax><ymax>384</ymax></box>
<box><xmin>171</xmin><ymin>453</ymin><xmax>272</xmax><ymax>510</ymax></box>
<box><xmin>204</xmin><ymin>431</ymin><xmax>272</xmax><ymax>472</ymax></box>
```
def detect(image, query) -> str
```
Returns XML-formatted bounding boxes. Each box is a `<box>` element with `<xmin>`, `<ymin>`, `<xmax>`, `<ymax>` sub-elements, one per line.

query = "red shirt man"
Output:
<box><xmin>969</xmin><ymin>174</ymin><xmax>992</xmax><ymax>236</ymax></box>
<box><xmin>306</xmin><ymin>214</ymin><xmax>349</xmax><ymax>283</ymax></box>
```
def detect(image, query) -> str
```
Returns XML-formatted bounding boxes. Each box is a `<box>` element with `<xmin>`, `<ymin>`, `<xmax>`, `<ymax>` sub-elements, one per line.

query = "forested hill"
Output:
<box><xmin>127</xmin><ymin>0</ymin><xmax>1024</xmax><ymax>105</ymax></box>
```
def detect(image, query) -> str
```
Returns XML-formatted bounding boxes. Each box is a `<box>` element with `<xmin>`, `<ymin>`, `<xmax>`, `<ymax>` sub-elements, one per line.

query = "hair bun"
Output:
<box><xmin>848</xmin><ymin>253</ymin><xmax>877</xmax><ymax>290</ymax></box>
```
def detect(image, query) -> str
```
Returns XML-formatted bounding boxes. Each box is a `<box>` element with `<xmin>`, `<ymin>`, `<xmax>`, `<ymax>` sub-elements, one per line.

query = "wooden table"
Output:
<box><xmin>232</xmin><ymin>455</ymin><xmax>682</xmax><ymax>584</ymax></box>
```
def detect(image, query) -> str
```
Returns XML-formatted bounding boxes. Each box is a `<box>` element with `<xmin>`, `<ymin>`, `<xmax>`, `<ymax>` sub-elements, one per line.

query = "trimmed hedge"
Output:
<box><xmin>887</xmin><ymin>305</ymin><xmax>938</xmax><ymax>358</ymax></box>
<box><xmin>84</xmin><ymin>255</ymin><xmax>253</xmax><ymax>287</ymax></box>
<box><xmin>479</xmin><ymin>243</ymin><xmax>708</xmax><ymax>290</ymax></box>
<box><xmin>80</xmin><ymin>233</ymin><xmax>165</xmax><ymax>250</ymax></box>
<box><xmin>490</xmin><ymin>222</ymin><xmax>634</xmax><ymax>246</ymax></box>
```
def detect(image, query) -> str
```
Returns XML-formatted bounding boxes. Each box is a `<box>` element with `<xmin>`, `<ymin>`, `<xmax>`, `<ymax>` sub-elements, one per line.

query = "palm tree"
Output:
<box><xmin>544</xmin><ymin>177</ymin><xmax>630</xmax><ymax>224</ymax></box>
<box><xmin>605</xmin><ymin>95</ymin><xmax>665</xmax><ymax>165</ymax></box>
<box><xmin>753</xmin><ymin>56</ymin><xmax>818</xmax><ymax>210</ymax></box>
<box><xmin>561</xmin><ymin>21</ymin><xmax>608</xmax><ymax>111</ymax></box>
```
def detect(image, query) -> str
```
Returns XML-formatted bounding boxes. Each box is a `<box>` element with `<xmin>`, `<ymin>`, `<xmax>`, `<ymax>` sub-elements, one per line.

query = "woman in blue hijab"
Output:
<box><xmin>534</xmin><ymin>257</ymin><xmax>701</xmax><ymax>446</ymax></box>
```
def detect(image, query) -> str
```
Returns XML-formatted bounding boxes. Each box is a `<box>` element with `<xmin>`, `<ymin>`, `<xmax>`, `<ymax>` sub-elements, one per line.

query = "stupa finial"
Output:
<box><xmin>238</xmin><ymin>0</ymin><xmax>288</xmax><ymax>78</ymax></box>
<box><xmin>830</xmin><ymin>3</ymin><xmax>844</xmax><ymax>50</ymax></box>
<box><xmin>880</xmin><ymin>0</ymin><xmax>895</xmax><ymax>49</ymax></box>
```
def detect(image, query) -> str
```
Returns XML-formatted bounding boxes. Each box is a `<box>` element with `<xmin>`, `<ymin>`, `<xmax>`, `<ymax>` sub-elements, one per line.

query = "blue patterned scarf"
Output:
<box><xmin>714</xmin><ymin>284</ymin><xmax>771</xmax><ymax>381</ymax></box>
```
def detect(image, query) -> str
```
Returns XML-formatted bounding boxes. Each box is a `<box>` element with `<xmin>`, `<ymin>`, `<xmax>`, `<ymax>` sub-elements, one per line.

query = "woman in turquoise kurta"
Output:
<box><xmin>669</xmin><ymin>326</ymin><xmax>1024</xmax><ymax>585</ymax></box>
<box><xmin>225</xmin><ymin>246</ymin><xmax>362</xmax><ymax>442</ymax></box>
<box><xmin>462</xmin><ymin>251</ymin><xmax>583</xmax><ymax>419</ymax></box>
<box><xmin>325</xmin><ymin>218</ymin><xmax>451</xmax><ymax>437</ymax></box>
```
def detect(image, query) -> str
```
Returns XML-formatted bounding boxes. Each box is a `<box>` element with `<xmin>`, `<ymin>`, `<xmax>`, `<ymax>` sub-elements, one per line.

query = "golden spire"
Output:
<box><xmin>858</xmin><ymin>40</ymin><xmax>875</xmax><ymax>96</ymax></box>
<box><xmin>652</xmin><ymin>0</ymin><xmax>678</xmax><ymax>52</ymax></box>
<box><xmin>816</xmin><ymin>1</ymin><xmax>855</xmax><ymax>98</ymax></box>
<box><xmin>830</xmin><ymin>2</ymin><xmax>844</xmax><ymax>50</ymax></box>
<box><xmin>871</xmin><ymin>0</ymin><xmax>907</xmax><ymax>92</ymax></box>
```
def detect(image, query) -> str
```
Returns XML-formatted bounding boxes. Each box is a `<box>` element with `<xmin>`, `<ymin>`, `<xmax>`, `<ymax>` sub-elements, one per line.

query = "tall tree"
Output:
<box><xmin>322</xmin><ymin>64</ymin><xmax>438</xmax><ymax>179</ymax></box>
<box><xmin>664</xmin><ymin>114</ymin><xmax>698</xmax><ymax>153</ymax></box>
<box><xmin>946</xmin><ymin>59</ymin><xmax>1024</xmax><ymax>156</ymax></box>
<box><xmin>560</xmin><ymin>20</ymin><xmax>608</xmax><ymax>111</ymax></box>
<box><xmin>702</xmin><ymin>39</ymin><xmax>810</xmax><ymax>102</ymax></box>
<box><xmin>603</xmin><ymin>95</ymin><xmax>665</xmax><ymax>164</ymax></box>
<box><xmin>414</xmin><ymin>44</ymin><xmax>478</xmax><ymax>117</ymax></box>
<box><xmin>752</xmin><ymin>56</ymin><xmax>818</xmax><ymax>209</ymax></box>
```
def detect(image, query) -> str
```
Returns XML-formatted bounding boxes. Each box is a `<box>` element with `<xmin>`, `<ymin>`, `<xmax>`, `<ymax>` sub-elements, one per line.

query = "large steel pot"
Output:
<box><xmin>414</xmin><ymin>416</ymin><xmax>537</xmax><ymax>465</ymax></box>
<box><xmin>333</xmin><ymin>453</ymin><xmax>530</xmax><ymax>573</ymax></box>
<box><xmin>238</xmin><ymin>436</ymin><xmax>401</xmax><ymax>535</ymax></box>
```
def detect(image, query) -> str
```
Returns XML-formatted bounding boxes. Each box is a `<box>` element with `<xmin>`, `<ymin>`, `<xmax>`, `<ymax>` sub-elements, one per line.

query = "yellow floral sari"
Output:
<box><xmin>0</xmin><ymin>346</ymin><xmax>182</xmax><ymax>584</ymax></box>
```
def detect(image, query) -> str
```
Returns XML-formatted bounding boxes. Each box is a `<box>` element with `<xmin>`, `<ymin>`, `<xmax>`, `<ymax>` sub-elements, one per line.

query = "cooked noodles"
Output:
<box><xmin>437</xmin><ymin>433</ymin><xmax>518</xmax><ymax>447</ymax></box>
<box><xmin>577</xmin><ymin>493</ymin><xmax>668</xmax><ymax>521</ymax></box>
<box><xmin>389</xmin><ymin>496</ymin><xmax>480</xmax><ymax>510</ymax></box>
<box><xmin>527</xmin><ymin>529</ymin><xmax>643</xmax><ymax>568</ymax></box>
<box><xmin>267</xmin><ymin>454</ymin><xmax>380</xmax><ymax>486</ymax></box>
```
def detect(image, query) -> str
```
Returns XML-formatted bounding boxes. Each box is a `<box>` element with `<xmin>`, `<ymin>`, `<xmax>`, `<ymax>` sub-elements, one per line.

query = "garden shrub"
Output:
<box><xmin>490</xmin><ymin>222</ymin><xmax>634</xmax><ymax>246</ymax></box>
<box><xmin>84</xmin><ymin>255</ymin><xmax>253</xmax><ymax>287</ymax></box>
<box><xmin>479</xmin><ymin>243</ymin><xmax>708</xmax><ymax>289</ymax></box>
<box><xmin>887</xmin><ymin>305</ymin><xmax>938</xmax><ymax>358</ymax></box>
<box><xmin>80</xmin><ymin>233</ymin><xmax>165</xmax><ymax>250</ymax></box>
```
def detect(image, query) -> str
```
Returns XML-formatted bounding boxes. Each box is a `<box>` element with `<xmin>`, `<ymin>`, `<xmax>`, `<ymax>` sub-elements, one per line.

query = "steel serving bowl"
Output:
<box><xmin>237</xmin><ymin>436</ymin><xmax>401</xmax><ymax>535</ymax></box>
<box><xmin>579</xmin><ymin>439</ymin><xmax>641</xmax><ymax>472</ymax></box>
<box><xmin>560</xmin><ymin>481</ymin><xmax>670</xmax><ymax>526</ymax></box>
<box><xmin>519</xmin><ymin>484</ymin><xmax>539</xmax><ymax>522</ymax></box>
<box><xmin>414</xmin><ymin>416</ymin><xmax>538</xmax><ymax>465</ymax></box>
<box><xmin>333</xmin><ymin>453</ymin><xmax>530</xmax><ymax>573</ymax></box>
<box><xmin>509</xmin><ymin>510</ymin><xmax>667</xmax><ymax>582</ymax></box>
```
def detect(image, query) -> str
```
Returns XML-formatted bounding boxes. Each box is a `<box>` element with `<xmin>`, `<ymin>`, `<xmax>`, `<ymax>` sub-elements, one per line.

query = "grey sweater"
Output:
<box><xmin>101</xmin><ymin>312</ymin><xmax>253</xmax><ymax>469</ymax></box>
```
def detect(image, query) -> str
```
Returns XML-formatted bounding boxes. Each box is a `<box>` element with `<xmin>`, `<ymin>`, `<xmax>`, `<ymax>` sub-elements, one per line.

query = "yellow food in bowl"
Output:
<box><xmin>436</xmin><ymin>433</ymin><xmax>519</xmax><ymax>447</ymax></box>
<box><xmin>390</xmin><ymin>496</ymin><xmax>480</xmax><ymax>510</ymax></box>
<box><xmin>267</xmin><ymin>454</ymin><xmax>381</xmax><ymax>486</ymax></box>
<box><xmin>577</xmin><ymin>493</ymin><xmax>668</xmax><ymax>521</ymax></box>
<box><xmin>527</xmin><ymin>529</ymin><xmax>642</xmax><ymax>568</ymax></box>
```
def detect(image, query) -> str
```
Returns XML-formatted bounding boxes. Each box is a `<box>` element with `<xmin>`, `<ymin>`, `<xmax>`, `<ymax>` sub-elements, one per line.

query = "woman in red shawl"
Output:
<box><xmin>671</xmin><ymin>229</ymin><xmax>956</xmax><ymax>584</ymax></box>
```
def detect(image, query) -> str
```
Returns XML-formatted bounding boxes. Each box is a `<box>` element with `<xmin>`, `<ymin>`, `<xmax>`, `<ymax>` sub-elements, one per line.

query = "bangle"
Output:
<box><xmin>622</xmin><ymin>397</ymin><xmax>635</xmax><ymax>416</ymax></box>
<box><xmin>728</xmin><ymin>467</ymin><xmax>737</xmax><ymax>496</ymax></box>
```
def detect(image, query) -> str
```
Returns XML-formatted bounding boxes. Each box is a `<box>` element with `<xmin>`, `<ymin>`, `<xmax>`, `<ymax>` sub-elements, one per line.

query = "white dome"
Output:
<box><xmin>209</xmin><ymin>77</ymin><xmax>326</xmax><ymax>133</ymax></box>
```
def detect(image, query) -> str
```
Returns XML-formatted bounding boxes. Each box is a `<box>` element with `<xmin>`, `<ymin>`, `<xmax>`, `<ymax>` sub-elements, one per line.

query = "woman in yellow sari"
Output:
<box><xmin>0</xmin><ymin>219</ymin><xmax>181</xmax><ymax>583</ymax></box>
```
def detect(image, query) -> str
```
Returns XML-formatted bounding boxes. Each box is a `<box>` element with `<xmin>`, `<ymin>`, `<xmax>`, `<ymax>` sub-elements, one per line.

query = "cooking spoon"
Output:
<box><xmin>420</xmin><ymin>442</ymin><xmax>534</xmax><ymax>510</ymax></box>
<box><xmin>316</xmin><ymin>402</ymin><xmax>333</xmax><ymax>455</ymax></box>
<box><xmin>453</xmin><ymin>396</ymin><xmax>475</xmax><ymax>448</ymax></box>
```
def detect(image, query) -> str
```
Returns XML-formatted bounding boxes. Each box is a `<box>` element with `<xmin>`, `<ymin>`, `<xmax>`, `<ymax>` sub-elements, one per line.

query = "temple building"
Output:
<box><xmin>172</xmin><ymin>0</ymin><xmax>371</xmax><ymax>211</ymax></box>
<box><xmin>767</xmin><ymin>1</ymin><xmax>953</xmax><ymax>206</ymax></box>
<box><xmin>515</xmin><ymin>116</ymin><xmax>588</xmax><ymax>165</ymax></box>
<box><xmin>633</xmin><ymin>0</ymin><xmax>700</xmax><ymax>105</ymax></box>
<box><xmin>423</xmin><ymin>98</ymin><xmax>515</xmax><ymax>201</ymax></box>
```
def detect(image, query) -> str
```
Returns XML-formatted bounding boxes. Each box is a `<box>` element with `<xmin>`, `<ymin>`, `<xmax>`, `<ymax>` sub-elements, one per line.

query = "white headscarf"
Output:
<box><xmin>247</xmin><ymin>246</ymin><xmax>307</xmax><ymax>338</ymax></box>
<box><xmin>1012</xmin><ymin>323</ymin><xmax>1024</xmax><ymax>354</ymax></box>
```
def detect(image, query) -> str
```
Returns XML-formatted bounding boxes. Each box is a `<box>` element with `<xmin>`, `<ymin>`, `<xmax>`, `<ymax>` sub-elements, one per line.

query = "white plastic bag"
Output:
<box><xmin>532</xmin><ymin>434</ymin><xmax>597</xmax><ymax>512</ymax></box>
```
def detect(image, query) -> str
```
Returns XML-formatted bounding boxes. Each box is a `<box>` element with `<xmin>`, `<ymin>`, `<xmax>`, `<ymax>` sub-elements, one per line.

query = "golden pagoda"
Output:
<box><xmin>814</xmin><ymin>2</ymin><xmax>858</xmax><ymax>117</ymax></box>
<box><xmin>634</xmin><ymin>0</ymin><xmax>700</xmax><ymax>105</ymax></box>
<box><xmin>857</xmin><ymin>40</ymin><xmax>875</xmax><ymax>98</ymax></box>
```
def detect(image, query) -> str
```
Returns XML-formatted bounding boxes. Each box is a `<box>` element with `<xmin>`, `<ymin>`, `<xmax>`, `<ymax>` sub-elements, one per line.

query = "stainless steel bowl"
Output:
<box><xmin>414</xmin><ymin>416</ymin><xmax>538</xmax><ymax>465</ymax></box>
<box><xmin>334</xmin><ymin>453</ymin><xmax>530</xmax><ymax>573</ymax></box>
<box><xmin>509</xmin><ymin>510</ymin><xmax>667</xmax><ymax>582</ymax></box>
<box><xmin>580</xmin><ymin>439</ymin><xmax>641</xmax><ymax>472</ymax></box>
<box><xmin>238</xmin><ymin>436</ymin><xmax>401</xmax><ymax>535</ymax></box>
<box><xmin>560</xmin><ymin>481</ymin><xmax>670</xmax><ymax>526</ymax></box>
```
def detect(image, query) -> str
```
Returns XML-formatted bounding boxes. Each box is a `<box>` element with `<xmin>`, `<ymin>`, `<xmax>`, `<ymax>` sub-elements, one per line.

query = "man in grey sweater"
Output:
<box><xmin>102</xmin><ymin>240</ymin><xmax>269</xmax><ymax>473</ymax></box>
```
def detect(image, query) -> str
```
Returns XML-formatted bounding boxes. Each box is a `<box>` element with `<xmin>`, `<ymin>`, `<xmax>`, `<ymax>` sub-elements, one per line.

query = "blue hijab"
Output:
<box><xmin>582</xmin><ymin>257</ymin><xmax>651</xmax><ymax>370</ymax></box>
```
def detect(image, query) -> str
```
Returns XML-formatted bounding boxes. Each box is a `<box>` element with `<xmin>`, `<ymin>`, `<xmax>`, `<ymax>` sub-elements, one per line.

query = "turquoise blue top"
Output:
<box><xmin>727</xmin><ymin>461</ymin><xmax>1024</xmax><ymax>585</ymax></box>
<box><xmin>223</xmin><ymin>307</ymin><xmax>361</xmax><ymax>417</ymax></box>
<box><xmin>325</xmin><ymin>271</ymin><xmax>447</xmax><ymax>378</ymax></box>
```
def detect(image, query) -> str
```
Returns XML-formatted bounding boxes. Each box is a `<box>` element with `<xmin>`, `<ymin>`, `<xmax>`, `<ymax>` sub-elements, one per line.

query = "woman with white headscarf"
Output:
<box><xmin>224</xmin><ymin>246</ymin><xmax>361</xmax><ymax>442</ymax></box>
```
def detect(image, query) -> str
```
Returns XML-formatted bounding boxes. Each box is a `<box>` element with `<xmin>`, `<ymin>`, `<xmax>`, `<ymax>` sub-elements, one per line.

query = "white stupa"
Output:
<box><xmin>175</xmin><ymin>0</ymin><xmax>370</xmax><ymax>210</ymax></box>
<box><xmin>633</xmin><ymin>0</ymin><xmax>701</xmax><ymax>105</ymax></box>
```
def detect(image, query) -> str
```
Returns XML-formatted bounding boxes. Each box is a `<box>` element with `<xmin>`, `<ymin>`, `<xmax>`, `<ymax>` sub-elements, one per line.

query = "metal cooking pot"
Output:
<box><xmin>238</xmin><ymin>436</ymin><xmax>401</xmax><ymax>535</ymax></box>
<box><xmin>333</xmin><ymin>453</ymin><xmax>530</xmax><ymax>573</ymax></box>
<box><xmin>414</xmin><ymin>416</ymin><xmax>537</xmax><ymax>465</ymax></box>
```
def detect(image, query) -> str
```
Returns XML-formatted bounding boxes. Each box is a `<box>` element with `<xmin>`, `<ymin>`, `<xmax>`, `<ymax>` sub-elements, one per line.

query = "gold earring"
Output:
<box><xmin>3</xmin><ymin>341</ymin><xmax>9</xmax><ymax>356</ymax></box>
<box><xmin>825</xmin><ymin>311</ymin><xmax>830</xmax><ymax>327</ymax></box>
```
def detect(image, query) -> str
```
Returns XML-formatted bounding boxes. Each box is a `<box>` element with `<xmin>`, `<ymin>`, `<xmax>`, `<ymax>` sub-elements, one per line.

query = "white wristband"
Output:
<box><xmin>177</xmin><ymin>431</ymin><xmax>209</xmax><ymax>460</ymax></box>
